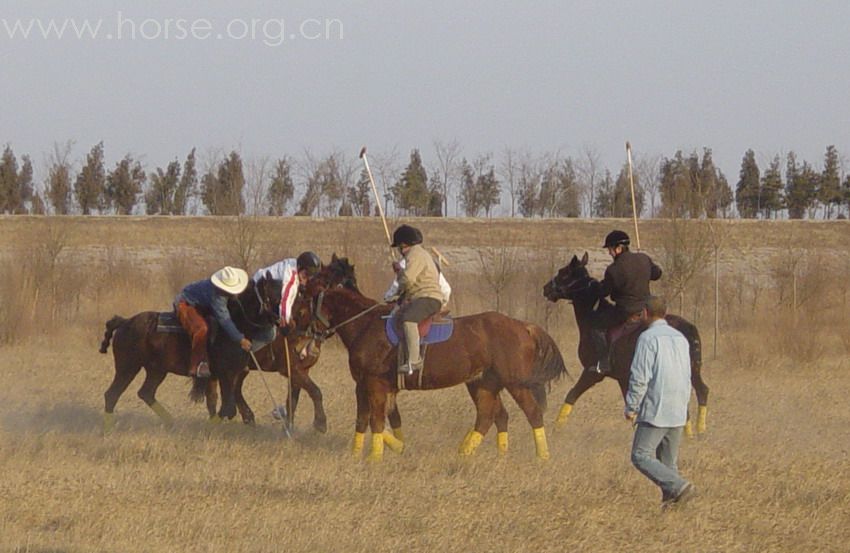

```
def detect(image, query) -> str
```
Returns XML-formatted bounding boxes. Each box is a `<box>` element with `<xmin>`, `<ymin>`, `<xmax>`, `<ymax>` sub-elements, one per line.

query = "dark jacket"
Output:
<box><xmin>174</xmin><ymin>279</ymin><xmax>244</xmax><ymax>343</ymax></box>
<box><xmin>598</xmin><ymin>250</ymin><xmax>662</xmax><ymax>315</ymax></box>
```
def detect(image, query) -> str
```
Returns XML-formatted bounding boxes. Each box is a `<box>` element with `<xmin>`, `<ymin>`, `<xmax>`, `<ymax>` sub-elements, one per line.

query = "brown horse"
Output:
<box><xmin>299</xmin><ymin>279</ymin><xmax>568</xmax><ymax>461</ymax></box>
<box><xmin>542</xmin><ymin>252</ymin><xmax>709</xmax><ymax>435</ymax></box>
<box><xmin>98</xmin><ymin>276</ymin><xmax>283</xmax><ymax>432</ymax></box>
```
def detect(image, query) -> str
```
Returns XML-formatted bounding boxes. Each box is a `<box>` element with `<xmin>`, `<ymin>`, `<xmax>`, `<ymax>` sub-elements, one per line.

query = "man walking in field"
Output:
<box><xmin>624</xmin><ymin>296</ymin><xmax>695</xmax><ymax>508</ymax></box>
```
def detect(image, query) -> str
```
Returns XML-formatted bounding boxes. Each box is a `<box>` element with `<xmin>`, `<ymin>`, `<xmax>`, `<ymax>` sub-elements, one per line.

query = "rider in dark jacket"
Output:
<box><xmin>591</xmin><ymin>230</ymin><xmax>662</xmax><ymax>373</ymax></box>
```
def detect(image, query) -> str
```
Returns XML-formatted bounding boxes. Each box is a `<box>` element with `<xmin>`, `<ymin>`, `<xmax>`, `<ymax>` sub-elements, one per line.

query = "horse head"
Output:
<box><xmin>313</xmin><ymin>253</ymin><xmax>359</xmax><ymax>292</ymax></box>
<box><xmin>543</xmin><ymin>252</ymin><xmax>596</xmax><ymax>303</ymax></box>
<box><xmin>252</xmin><ymin>271</ymin><xmax>284</xmax><ymax>327</ymax></box>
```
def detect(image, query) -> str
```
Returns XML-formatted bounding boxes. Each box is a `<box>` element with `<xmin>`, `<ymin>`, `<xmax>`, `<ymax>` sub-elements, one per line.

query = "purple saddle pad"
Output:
<box><xmin>385</xmin><ymin>316</ymin><xmax>454</xmax><ymax>347</ymax></box>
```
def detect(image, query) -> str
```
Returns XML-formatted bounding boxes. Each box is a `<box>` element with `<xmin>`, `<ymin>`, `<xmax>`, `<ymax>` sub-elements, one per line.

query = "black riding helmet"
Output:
<box><xmin>603</xmin><ymin>230</ymin><xmax>630</xmax><ymax>249</ymax></box>
<box><xmin>391</xmin><ymin>224</ymin><xmax>423</xmax><ymax>248</ymax></box>
<box><xmin>296</xmin><ymin>251</ymin><xmax>322</xmax><ymax>276</ymax></box>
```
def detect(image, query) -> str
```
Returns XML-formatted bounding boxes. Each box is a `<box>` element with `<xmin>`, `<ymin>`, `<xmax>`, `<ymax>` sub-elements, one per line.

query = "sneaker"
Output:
<box><xmin>195</xmin><ymin>361</ymin><xmax>211</xmax><ymax>379</ymax></box>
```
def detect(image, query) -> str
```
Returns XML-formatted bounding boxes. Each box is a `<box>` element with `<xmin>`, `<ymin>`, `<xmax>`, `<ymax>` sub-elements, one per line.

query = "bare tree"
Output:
<box><xmin>44</xmin><ymin>141</ymin><xmax>75</xmax><ymax>214</ymax></box>
<box><xmin>499</xmin><ymin>147</ymin><xmax>521</xmax><ymax>217</ymax></box>
<box><xmin>635</xmin><ymin>153</ymin><xmax>662</xmax><ymax>217</ymax></box>
<box><xmin>577</xmin><ymin>145</ymin><xmax>603</xmax><ymax>218</ymax></box>
<box><xmin>434</xmin><ymin>139</ymin><xmax>461</xmax><ymax>217</ymax></box>
<box><xmin>371</xmin><ymin>148</ymin><xmax>401</xmax><ymax>218</ymax></box>
<box><xmin>244</xmin><ymin>156</ymin><xmax>271</xmax><ymax>215</ymax></box>
<box><xmin>477</xmin><ymin>245</ymin><xmax>520</xmax><ymax>312</ymax></box>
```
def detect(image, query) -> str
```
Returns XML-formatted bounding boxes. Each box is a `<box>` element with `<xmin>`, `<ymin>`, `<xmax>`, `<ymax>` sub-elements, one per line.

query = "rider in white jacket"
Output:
<box><xmin>251</xmin><ymin>251</ymin><xmax>322</xmax><ymax>350</ymax></box>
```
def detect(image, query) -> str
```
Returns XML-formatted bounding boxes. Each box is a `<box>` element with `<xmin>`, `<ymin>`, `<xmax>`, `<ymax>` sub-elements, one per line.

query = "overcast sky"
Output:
<box><xmin>2</xmin><ymin>0</ymin><xmax>849</xmax><ymax>201</ymax></box>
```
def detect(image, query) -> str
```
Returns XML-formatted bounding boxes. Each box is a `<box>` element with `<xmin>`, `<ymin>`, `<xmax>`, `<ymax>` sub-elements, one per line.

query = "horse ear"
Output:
<box><xmin>581</xmin><ymin>252</ymin><xmax>589</xmax><ymax>266</ymax></box>
<box><xmin>332</xmin><ymin>253</ymin><xmax>339</xmax><ymax>262</ymax></box>
<box><xmin>569</xmin><ymin>254</ymin><xmax>578</xmax><ymax>266</ymax></box>
<box><xmin>265</xmin><ymin>270</ymin><xmax>273</xmax><ymax>282</ymax></box>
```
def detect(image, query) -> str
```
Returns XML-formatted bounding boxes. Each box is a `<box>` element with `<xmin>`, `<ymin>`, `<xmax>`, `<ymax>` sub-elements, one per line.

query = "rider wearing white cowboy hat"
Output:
<box><xmin>174</xmin><ymin>266</ymin><xmax>252</xmax><ymax>379</ymax></box>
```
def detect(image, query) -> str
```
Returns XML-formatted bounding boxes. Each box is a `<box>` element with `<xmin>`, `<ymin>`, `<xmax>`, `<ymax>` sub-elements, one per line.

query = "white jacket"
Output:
<box><xmin>384</xmin><ymin>257</ymin><xmax>452</xmax><ymax>305</ymax></box>
<box><xmin>253</xmin><ymin>259</ymin><xmax>300</xmax><ymax>324</ymax></box>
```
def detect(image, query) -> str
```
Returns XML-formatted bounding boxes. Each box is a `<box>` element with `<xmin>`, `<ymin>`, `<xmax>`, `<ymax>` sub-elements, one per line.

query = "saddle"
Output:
<box><xmin>384</xmin><ymin>311</ymin><xmax>454</xmax><ymax>347</ymax></box>
<box><xmin>156</xmin><ymin>311</ymin><xmax>219</xmax><ymax>343</ymax></box>
<box><xmin>606</xmin><ymin>312</ymin><xmax>644</xmax><ymax>345</ymax></box>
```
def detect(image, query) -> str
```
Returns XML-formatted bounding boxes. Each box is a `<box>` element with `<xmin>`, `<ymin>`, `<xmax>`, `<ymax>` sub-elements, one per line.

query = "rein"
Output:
<box><xmin>310</xmin><ymin>290</ymin><xmax>384</xmax><ymax>342</ymax></box>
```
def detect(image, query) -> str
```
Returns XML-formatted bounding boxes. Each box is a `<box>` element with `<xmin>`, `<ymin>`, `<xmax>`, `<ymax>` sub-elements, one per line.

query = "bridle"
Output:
<box><xmin>551</xmin><ymin>272</ymin><xmax>596</xmax><ymax>301</ymax></box>
<box><xmin>305</xmin><ymin>289</ymin><xmax>383</xmax><ymax>343</ymax></box>
<box><xmin>234</xmin><ymin>281</ymin><xmax>281</xmax><ymax>330</ymax></box>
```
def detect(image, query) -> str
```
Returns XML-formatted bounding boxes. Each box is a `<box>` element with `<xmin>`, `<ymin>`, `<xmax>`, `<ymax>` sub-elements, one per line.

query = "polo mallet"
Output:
<box><xmin>626</xmin><ymin>141</ymin><xmax>642</xmax><ymax>251</ymax></box>
<box><xmin>249</xmin><ymin>349</ymin><xmax>292</xmax><ymax>438</ymax></box>
<box><xmin>359</xmin><ymin>146</ymin><xmax>396</xmax><ymax>261</ymax></box>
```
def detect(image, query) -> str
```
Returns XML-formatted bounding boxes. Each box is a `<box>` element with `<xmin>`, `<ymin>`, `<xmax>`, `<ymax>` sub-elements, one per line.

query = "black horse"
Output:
<box><xmin>98</xmin><ymin>275</ymin><xmax>282</xmax><ymax>432</ymax></box>
<box><xmin>543</xmin><ymin>253</ymin><xmax>709</xmax><ymax>435</ymax></box>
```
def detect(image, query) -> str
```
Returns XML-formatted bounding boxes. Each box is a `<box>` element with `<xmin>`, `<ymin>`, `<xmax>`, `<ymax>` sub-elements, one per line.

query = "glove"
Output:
<box><xmin>384</xmin><ymin>294</ymin><xmax>400</xmax><ymax>304</ymax></box>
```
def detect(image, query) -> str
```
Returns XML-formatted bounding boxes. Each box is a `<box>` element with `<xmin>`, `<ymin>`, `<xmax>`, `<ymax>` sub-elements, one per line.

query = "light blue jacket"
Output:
<box><xmin>624</xmin><ymin>319</ymin><xmax>691</xmax><ymax>427</ymax></box>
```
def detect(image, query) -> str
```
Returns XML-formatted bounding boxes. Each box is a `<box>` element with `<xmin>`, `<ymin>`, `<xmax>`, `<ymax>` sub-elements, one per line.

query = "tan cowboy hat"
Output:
<box><xmin>210</xmin><ymin>266</ymin><xmax>249</xmax><ymax>294</ymax></box>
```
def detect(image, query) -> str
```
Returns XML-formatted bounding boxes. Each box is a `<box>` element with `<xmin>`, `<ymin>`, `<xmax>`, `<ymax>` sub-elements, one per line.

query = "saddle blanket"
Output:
<box><xmin>384</xmin><ymin>315</ymin><xmax>454</xmax><ymax>347</ymax></box>
<box><xmin>156</xmin><ymin>312</ymin><xmax>185</xmax><ymax>334</ymax></box>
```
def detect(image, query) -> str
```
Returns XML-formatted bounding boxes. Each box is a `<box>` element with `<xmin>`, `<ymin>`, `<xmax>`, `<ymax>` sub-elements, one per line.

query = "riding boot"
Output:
<box><xmin>591</xmin><ymin>328</ymin><xmax>610</xmax><ymax>374</ymax></box>
<box><xmin>400</xmin><ymin>322</ymin><xmax>423</xmax><ymax>374</ymax></box>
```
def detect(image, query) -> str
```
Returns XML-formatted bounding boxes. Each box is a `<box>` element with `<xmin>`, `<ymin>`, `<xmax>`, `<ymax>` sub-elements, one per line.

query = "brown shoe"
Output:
<box><xmin>195</xmin><ymin>361</ymin><xmax>211</xmax><ymax>379</ymax></box>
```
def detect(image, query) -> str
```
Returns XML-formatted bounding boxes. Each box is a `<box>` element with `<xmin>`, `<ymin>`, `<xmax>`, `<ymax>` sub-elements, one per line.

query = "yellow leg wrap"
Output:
<box><xmin>103</xmin><ymin>412</ymin><xmax>115</xmax><ymax>435</ymax></box>
<box><xmin>392</xmin><ymin>427</ymin><xmax>405</xmax><ymax>441</ymax></box>
<box><xmin>684</xmin><ymin>421</ymin><xmax>694</xmax><ymax>438</ymax></box>
<box><xmin>533</xmin><ymin>427</ymin><xmax>550</xmax><ymax>460</ymax></box>
<box><xmin>208</xmin><ymin>414</ymin><xmax>223</xmax><ymax>424</ymax></box>
<box><xmin>351</xmin><ymin>432</ymin><xmax>365</xmax><ymax>457</ymax></box>
<box><xmin>697</xmin><ymin>406</ymin><xmax>708</xmax><ymax>434</ymax></box>
<box><xmin>497</xmin><ymin>432</ymin><xmax>509</xmax><ymax>455</ymax></box>
<box><xmin>382</xmin><ymin>430</ymin><xmax>405</xmax><ymax>454</ymax></box>
<box><xmin>149</xmin><ymin>401</ymin><xmax>174</xmax><ymax>427</ymax></box>
<box><xmin>458</xmin><ymin>430</ymin><xmax>484</xmax><ymax>456</ymax></box>
<box><xmin>366</xmin><ymin>433</ymin><xmax>384</xmax><ymax>462</ymax></box>
<box><xmin>555</xmin><ymin>403</ymin><xmax>573</xmax><ymax>427</ymax></box>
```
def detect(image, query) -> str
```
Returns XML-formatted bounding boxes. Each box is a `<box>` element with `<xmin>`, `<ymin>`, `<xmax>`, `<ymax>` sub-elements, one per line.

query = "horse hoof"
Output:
<box><xmin>313</xmin><ymin>419</ymin><xmax>328</xmax><ymax>434</ymax></box>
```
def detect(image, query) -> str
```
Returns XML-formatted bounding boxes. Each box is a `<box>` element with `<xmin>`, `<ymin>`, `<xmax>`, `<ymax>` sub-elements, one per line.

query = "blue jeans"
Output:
<box><xmin>631</xmin><ymin>422</ymin><xmax>688</xmax><ymax>500</ymax></box>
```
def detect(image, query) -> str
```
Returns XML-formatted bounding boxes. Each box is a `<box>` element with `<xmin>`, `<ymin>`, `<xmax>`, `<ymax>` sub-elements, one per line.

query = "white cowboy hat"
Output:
<box><xmin>210</xmin><ymin>266</ymin><xmax>249</xmax><ymax>295</ymax></box>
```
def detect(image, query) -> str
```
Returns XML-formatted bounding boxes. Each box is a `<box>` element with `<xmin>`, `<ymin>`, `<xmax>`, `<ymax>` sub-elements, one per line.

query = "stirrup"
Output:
<box><xmin>195</xmin><ymin>361</ymin><xmax>211</xmax><ymax>379</ymax></box>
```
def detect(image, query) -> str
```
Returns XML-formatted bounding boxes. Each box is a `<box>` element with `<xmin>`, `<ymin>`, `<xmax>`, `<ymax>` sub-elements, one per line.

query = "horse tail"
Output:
<box><xmin>188</xmin><ymin>377</ymin><xmax>207</xmax><ymax>403</ymax></box>
<box><xmin>525</xmin><ymin>325</ymin><xmax>570</xmax><ymax>408</ymax></box>
<box><xmin>99</xmin><ymin>316</ymin><xmax>128</xmax><ymax>354</ymax></box>
<box><xmin>668</xmin><ymin>315</ymin><xmax>702</xmax><ymax>370</ymax></box>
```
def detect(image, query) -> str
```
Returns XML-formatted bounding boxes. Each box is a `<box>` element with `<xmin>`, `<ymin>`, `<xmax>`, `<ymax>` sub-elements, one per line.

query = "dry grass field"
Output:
<box><xmin>1</xmin><ymin>216</ymin><xmax>850</xmax><ymax>552</ymax></box>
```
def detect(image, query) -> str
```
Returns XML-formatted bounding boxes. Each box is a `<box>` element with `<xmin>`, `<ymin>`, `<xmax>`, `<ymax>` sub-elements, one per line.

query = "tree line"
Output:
<box><xmin>1</xmin><ymin>141</ymin><xmax>848</xmax><ymax>219</ymax></box>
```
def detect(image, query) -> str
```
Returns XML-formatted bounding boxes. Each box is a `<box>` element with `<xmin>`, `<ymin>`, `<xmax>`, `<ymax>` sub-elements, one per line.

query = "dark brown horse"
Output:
<box><xmin>299</xmin><ymin>279</ymin><xmax>568</xmax><ymax>461</ymax></box>
<box><xmin>543</xmin><ymin>252</ymin><xmax>709</xmax><ymax>435</ymax></box>
<box><xmin>98</xmin><ymin>276</ymin><xmax>283</xmax><ymax>433</ymax></box>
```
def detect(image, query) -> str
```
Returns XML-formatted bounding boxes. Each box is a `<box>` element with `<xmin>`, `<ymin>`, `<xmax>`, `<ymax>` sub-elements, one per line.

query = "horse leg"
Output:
<box><xmin>556</xmin><ymin>368</ymin><xmax>604</xmax><ymax>427</ymax></box>
<box><xmin>365</xmin><ymin>380</ymin><xmax>390</xmax><ymax>463</ymax></box>
<box><xmin>233</xmin><ymin>369</ymin><xmax>255</xmax><ymax>425</ymax></box>
<box><xmin>217</xmin><ymin>372</ymin><xmax>238</xmax><ymax>421</ymax></box>
<box><xmin>505</xmin><ymin>384</ymin><xmax>549</xmax><ymax>460</ymax></box>
<box><xmin>494</xmin><ymin>393</ymin><xmax>509</xmax><ymax>455</ymax></box>
<box><xmin>691</xmin><ymin>365</ymin><xmax>710</xmax><ymax>434</ymax></box>
<box><xmin>351</xmin><ymin>382</ymin><xmax>370</xmax><ymax>458</ymax></box>
<box><xmin>103</xmin><ymin>360</ymin><xmax>142</xmax><ymax>434</ymax></box>
<box><xmin>459</xmin><ymin>380</ymin><xmax>501</xmax><ymax>457</ymax></box>
<box><xmin>205</xmin><ymin>378</ymin><xmax>220</xmax><ymax>422</ymax></box>
<box><xmin>294</xmin><ymin>370</ymin><xmax>327</xmax><ymax>434</ymax></box>
<box><xmin>136</xmin><ymin>369</ymin><xmax>174</xmax><ymax>428</ymax></box>
<box><xmin>387</xmin><ymin>401</ymin><xmax>403</xmax><ymax>441</ymax></box>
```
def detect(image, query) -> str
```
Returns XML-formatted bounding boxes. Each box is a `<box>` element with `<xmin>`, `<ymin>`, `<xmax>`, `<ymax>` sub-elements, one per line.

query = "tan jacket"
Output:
<box><xmin>397</xmin><ymin>245</ymin><xmax>444</xmax><ymax>303</ymax></box>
